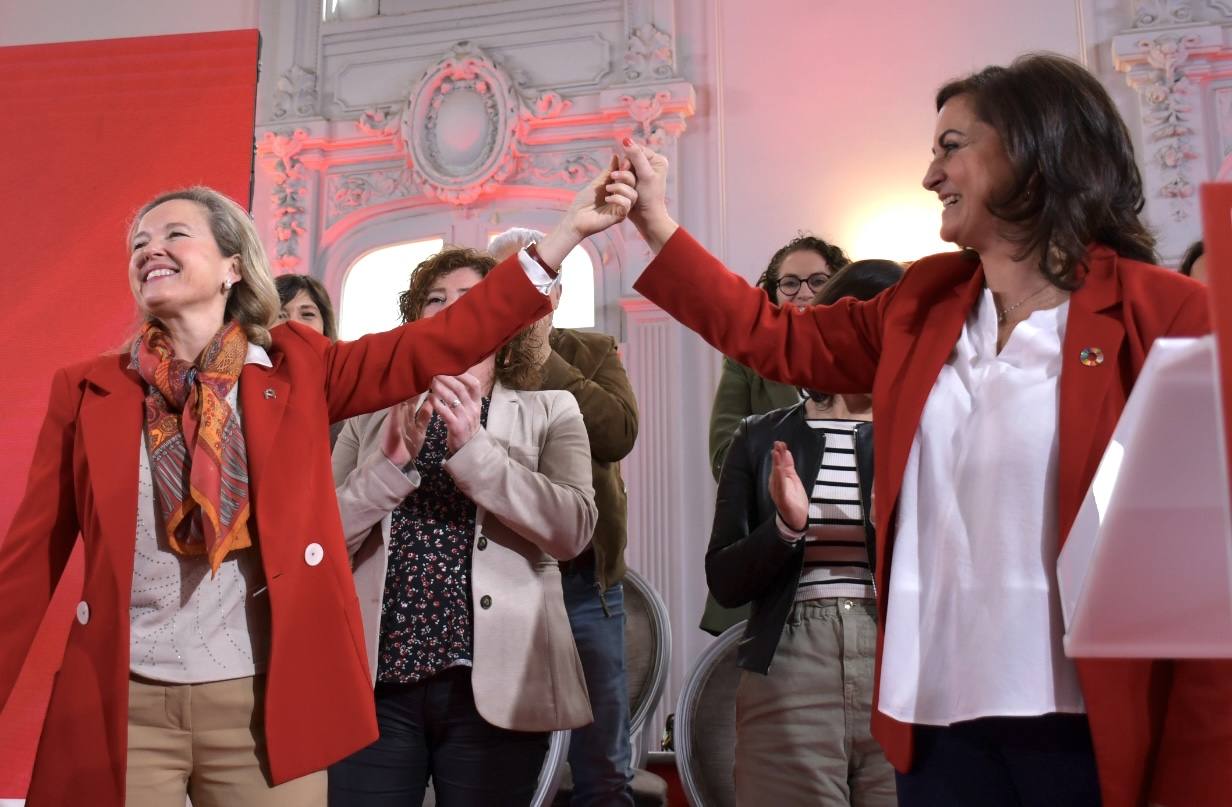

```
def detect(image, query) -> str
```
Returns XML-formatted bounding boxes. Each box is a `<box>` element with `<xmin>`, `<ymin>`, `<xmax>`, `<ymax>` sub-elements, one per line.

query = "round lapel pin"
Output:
<box><xmin>264</xmin><ymin>388</ymin><xmax>277</xmax><ymax>399</ymax></box>
<box><xmin>1079</xmin><ymin>347</ymin><xmax>1104</xmax><ymax>367</ymax></box>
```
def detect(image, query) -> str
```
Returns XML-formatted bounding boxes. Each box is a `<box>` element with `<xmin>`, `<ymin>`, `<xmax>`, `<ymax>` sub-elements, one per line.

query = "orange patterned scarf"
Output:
<box><xmin>131</xmin><ymin>321</ymin><xmax>252</xmax><ymax>575</ymax></box>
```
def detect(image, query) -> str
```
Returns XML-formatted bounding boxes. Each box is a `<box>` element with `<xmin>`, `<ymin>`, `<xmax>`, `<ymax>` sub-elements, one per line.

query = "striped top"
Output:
<box><xmin>795</xmin><ymin>419</ymin><xmax>873</xmax><ymax>602</ymax></box>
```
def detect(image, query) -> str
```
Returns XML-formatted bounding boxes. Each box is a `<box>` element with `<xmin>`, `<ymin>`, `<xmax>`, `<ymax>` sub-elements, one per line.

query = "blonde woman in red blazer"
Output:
<box><xmin>0</xmin><ymin>165</ymin><xmax>635</xmax><ymax>806</ymax></box>
<box><xmin>623</xmin><ymin>55</ymin><xmax>1227</xmax><ymax>807</ymax></box>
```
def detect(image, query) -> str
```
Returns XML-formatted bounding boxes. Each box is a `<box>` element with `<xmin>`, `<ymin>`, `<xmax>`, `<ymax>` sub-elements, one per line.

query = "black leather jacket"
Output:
<box><xmin>705</xmin><ymin>402</ymin><xmax>875</xmax><ymax>674</ymax></box>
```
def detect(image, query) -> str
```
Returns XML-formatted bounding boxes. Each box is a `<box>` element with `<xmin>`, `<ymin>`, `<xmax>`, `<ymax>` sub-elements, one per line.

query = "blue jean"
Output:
<box><xmin>561</xmin><ymin>562</ymin><xmax>634</xmax><ymax>807</ymax></box>
<box><xmin>328</xmin><ymin>668</ymin><xmax>549</xmax><ymax>807</ymax></box>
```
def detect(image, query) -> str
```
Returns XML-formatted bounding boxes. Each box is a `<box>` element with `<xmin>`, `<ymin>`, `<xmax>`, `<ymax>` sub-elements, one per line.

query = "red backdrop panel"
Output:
<box><xmin>0</xmin><ymin>29</ymin><xmax>259</xmax><ymax>796</ymax></box>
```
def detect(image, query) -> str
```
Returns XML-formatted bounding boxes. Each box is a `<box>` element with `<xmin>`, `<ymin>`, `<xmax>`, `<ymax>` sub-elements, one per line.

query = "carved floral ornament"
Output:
<box><xmin>261</xmin><ymin>129</ymin><xmax>309</xmax><ymax>269</ymax></box>
<box><xmin>624</xmin><ymin>23</ymin><xmax>674</xmax><ymax>81</ymax></box>
<box><xmin>1133</xmin><ymin>0</ymin><xmax>1192</xmax><ymax>28</ymax></box>
<box><xmin>1133</xmin><ymin>33</ymin><xmax>1202</xmax><ymax>220</ymax></box>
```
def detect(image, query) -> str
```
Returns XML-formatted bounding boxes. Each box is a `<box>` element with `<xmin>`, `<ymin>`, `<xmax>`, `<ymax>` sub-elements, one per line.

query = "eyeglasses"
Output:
<box><xmin>774</xmin><ymin>273</ymin><xmax>831</xmax><ymax>297</ymax></box>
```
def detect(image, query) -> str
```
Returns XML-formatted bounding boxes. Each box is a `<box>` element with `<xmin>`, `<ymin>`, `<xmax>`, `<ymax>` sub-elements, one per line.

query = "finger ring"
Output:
<box><xmin>450</xmin><ymin>398</ymin><xmax>462</xmax><ymax>408</ymax></box>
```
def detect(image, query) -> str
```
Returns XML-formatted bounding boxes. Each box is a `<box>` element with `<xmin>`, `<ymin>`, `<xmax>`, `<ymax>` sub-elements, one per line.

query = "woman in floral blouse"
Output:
<box><xmin>328</xmin><ymin>246</ymin><xmax>598</xmax><ymax>806</ymax></box>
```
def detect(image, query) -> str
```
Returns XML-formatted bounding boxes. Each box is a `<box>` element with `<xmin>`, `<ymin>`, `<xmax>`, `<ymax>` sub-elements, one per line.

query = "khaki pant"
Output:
<box><xmin>734</xmin><ymin>598</ymin><xmax>897</xmax><ymax>807</ymax></box>
<box><xmin>125</xmin><ymin>674</ymin><xmax>325</xmax><ymax>807</ymax></box>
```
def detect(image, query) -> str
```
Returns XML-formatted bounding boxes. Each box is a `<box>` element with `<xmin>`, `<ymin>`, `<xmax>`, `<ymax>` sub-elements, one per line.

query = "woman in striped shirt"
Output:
<box><xmin>706</xmin><ymin>259</ymin><xmax>903</xmax><ymax>807</ymax></box>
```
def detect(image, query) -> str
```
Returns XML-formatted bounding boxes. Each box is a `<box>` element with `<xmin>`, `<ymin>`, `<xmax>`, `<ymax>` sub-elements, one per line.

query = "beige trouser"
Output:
<box><xmin>125</xmin><ymin>674</ymin><xmax>325</xmax><ymax>807</ymax></box>
<box><xmin>734</xmin><ymin>598</ymin><xmax>897</xmax><ymax>807</ymax></box>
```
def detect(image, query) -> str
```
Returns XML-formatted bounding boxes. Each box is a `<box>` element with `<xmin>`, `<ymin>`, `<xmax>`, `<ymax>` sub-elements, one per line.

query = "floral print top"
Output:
<box><xmin>376</xmin><ymin>398</ymin><xmax>490</xmax><ymax>684</ymax></box>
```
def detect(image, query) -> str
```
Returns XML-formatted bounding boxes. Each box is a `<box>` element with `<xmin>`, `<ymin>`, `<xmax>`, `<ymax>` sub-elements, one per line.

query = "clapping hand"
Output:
<box><xmin>430</xmin><ymin>373</ymin><xmax>484</xmax><ymax>454</ymax></box>
<box><xmin>768</xmin><ymin>441</ymin><xmax>809</xmax><ymax>533</ymax></box>
<box><xmin>380</xmin><ymin>399</ymin><xmax>432</xmax><ymax>468</ymax></box>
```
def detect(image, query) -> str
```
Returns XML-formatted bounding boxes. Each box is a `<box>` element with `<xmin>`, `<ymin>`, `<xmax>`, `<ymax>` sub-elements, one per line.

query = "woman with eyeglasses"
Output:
<box><xmin>702</xmin><ymin>234</ymin><xmax>849</xmax><ymax>636</ymax></box>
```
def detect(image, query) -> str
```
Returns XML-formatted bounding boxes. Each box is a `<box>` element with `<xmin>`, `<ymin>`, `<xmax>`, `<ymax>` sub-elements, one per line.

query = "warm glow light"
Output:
<box><xmin>847</xmin><ymin>194</ymin><xmax>958</xmax><ymax>263</ymax></box>
<box><xmin>338</xmin><ymin>238</ymin><xmax>445</xmax><ymax>341</ymax></box>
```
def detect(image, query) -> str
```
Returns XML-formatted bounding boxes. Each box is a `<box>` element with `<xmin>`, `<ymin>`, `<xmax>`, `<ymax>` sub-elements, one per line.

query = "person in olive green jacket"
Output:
<box><xmin>702</xmin><ymin>234</ymin><xmax>850</xmax><ymax>635</ymax></box>
<box><xmin>490</xmin><ymin>228</ymin><xmax>640</xmax><ymax>806</ymax></box>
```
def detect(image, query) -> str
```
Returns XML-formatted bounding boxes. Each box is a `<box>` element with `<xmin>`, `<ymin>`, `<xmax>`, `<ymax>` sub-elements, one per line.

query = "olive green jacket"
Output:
<box><xmin>538</xmin><ymin>328</ymin><xmax>638</xmax><ymax>591</ymax></box>
<box><xmin>708</xmin><ymin>357</ymin><xmax>801</xmax><ymax>482</ymax></box>
<box><xmin>702</xmin><ymin>356</ymin><xmax>799</xmax><ymax>634</ymax></box>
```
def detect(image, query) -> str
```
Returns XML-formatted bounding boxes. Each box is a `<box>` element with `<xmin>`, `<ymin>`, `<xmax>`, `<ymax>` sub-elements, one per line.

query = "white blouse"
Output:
<box><xmin>877</xmin><ymin>289</ymin><xmax>1086</xmax><ymax>725</ymax></box>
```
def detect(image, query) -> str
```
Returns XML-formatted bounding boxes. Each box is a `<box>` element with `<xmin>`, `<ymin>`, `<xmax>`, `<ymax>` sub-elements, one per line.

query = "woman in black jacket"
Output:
<box><xmin>706</xmin><ymin>259</ymin><xmax>902</xmax><ymax>806</ymax></box>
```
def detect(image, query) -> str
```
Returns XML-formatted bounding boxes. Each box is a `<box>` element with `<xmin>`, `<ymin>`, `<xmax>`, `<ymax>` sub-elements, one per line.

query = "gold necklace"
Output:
<box><xmin>996</xmin><ymin>283</ymin><xmax>1054</xmax><ymax>324</ymax></box>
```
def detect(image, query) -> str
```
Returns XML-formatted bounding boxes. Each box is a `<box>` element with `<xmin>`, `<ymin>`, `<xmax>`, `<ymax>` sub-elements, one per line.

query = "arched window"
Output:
<box><xmin>485</xmin><ymin>231</ymin><xmax>595</xmax><ymax>329</ymax></box>
<box><xmin>337</xmin><ymin>237</ymin><xmax>444</xmax><ymax>340</ymax></box>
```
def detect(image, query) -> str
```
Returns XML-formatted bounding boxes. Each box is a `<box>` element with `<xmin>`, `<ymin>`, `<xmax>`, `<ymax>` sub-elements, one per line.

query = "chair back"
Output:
<box><xmin>622</xmin><ymin>567</ymin><xmax>671</xmax><ymax>764</ymax></box>
<box><xmin>675</xmin><ymin>622</ymin><xmax>744</xmax><ymax>807</ymax></box>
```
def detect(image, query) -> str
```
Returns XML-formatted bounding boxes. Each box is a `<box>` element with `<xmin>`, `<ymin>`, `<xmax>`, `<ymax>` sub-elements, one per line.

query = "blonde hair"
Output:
<box><xmin>129</xmin><ymin>186</ymin><xmax>280</xmax><ymax>347</ymax></box>
<box><xmin>487</xmin><ymin>227</ymin><xmax>545</xmax><ymax>263</ymax></box>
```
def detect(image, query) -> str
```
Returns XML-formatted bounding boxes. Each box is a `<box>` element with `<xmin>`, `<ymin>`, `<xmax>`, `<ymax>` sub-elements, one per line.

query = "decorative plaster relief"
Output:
<box><xmin>272</xmin><ymin>65</ymin><xmax>319</xmax><ymax>120</ymax></box>
<box><xmin>625</xmin><ymin>23</ymin><xmax>674</xmax><ymax>81</ymax></box>
<box><xmin>1134</xmin><ymin>33</ymin><xmax>1201</xmax><ymax>220</ymax></box>
<box><xmin>401</xmin><ymin>42</ymin><xmax>522</xmax><ymax>206</ymax></box>
<box><xmin>357</xmin><ymin>106</ymin><xmax>400</xmax><ymax>137</ymax></box>
<box><xmin>515</xmin><ymin>152</ymin><xmax>604</xmax><ymax>186</ymax></box>
<box><xmin>1133</xmin><ymin>0</ymin><xmax>1193</xmax><ymax>27</ymax></box>
<box><xmin>619</xmin><ymin>90</ymin><xmax>680</xmax><ymax>147</ymax></box>
<box><xmin>1208</xmin><ymin>0</ymin><xmax>1232</xmax><ymax>16</ymax></box>
<box><xmin>261</xmin><ymin>129</ymin><xmax>310</xmax><ymax>269</ymax></box>
<box><xmin>1215</xmin><ymin>86</ymin><xmax>1232</xmax><ymax>158</ymax></box>
<box><xmin>325</xmin><ymin>168</ymin><xmax>418</xmax><ymax>227</ymax></box>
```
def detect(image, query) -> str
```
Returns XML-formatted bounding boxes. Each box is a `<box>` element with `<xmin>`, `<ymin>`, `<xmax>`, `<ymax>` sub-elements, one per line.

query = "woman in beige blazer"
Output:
<box><xmin>328</xmin><ymin>246</ymin><xmax>598</xmax><ymax>807</ymax></box>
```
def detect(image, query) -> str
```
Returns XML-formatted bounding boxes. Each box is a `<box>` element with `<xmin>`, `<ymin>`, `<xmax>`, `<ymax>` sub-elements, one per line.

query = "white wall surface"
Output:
<box><xmin>695</xmin><ymin>0</ymin><xmax>1086</xmax><ymax>273</ymax></box>
<box><xmin>0</xmin><ymin>0</ymin><xmax>258</xmax><ymax>47</ymax></box>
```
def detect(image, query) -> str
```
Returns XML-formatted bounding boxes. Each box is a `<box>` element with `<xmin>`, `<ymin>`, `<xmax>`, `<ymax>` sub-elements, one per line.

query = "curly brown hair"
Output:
<box><xmin>399</xmin><ymin>246</ymin><xmax>543</xmax><ymax>390</ymax></box>
<box><xmin>755</xmin><ymin>234</ymin><xmax>851</xmax><ymax>299</ymax></box>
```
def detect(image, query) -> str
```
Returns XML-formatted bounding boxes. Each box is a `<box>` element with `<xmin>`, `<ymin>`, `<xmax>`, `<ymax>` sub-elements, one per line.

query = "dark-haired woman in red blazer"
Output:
<box><xmin>0</xmin><ymin>162</ymin><xmax>635</xmax><ymax>807</ymax></box>
<box><xmin>622</xmin><ymin>53</ymin><xmax>1226</xmax><ymax>807</ymax></box>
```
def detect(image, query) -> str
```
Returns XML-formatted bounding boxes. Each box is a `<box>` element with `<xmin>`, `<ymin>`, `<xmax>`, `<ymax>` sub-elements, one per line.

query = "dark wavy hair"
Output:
<box><xmin>755</xmin><ymin>234</ymin><xmax>851</xmax><ymax>299</ymax></box>
<box><xmin>936</xmin><ymin>52</ymin><xmax>1156</xmax><ymax>288</ymax></box>
<box><xmin>1179</xmin><ymin>240</ymin><xmax>1204</xmax><ymax>276</ymax></box>
<box><xmin>802</xmin><ymin>259</ymin><xmax>904</xmax><ymax>407</ymax></box>
<box><xmin>399</xmin><ymin>246</ymin><xmax>541</xmax><ymax>390</ymax></box>
<box><xmin>275</xmin><ymin>274</ymin><xmax>338</xmax><ymax>341</ymax></box>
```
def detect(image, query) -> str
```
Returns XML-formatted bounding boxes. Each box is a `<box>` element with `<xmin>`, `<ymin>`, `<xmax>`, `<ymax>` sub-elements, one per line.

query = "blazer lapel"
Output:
<box><xmin>474</xmin><ymin>381</ymin><xmax>518</xmax><ymax>529</ymax></box>
<box><xmin>876</xmin><ymin>259</ymin><xmax>985</xmax><ymax>532</ymax></box>
<box><xmin>239</xmin><ymin>360</ymin><xmax>290</xmax><ymax>535</ymax></box>
<box><xmin>80</xmin><ymin>355</ymin><xmax>144</xmax><ymax>570</ymax></box>
<box><xmin>1057</xmin><ymin>247</ymin><xmax>1125</xmax><ymax>544</ymax></box>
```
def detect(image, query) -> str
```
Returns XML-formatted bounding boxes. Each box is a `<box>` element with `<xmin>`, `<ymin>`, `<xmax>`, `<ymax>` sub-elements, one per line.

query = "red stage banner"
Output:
<box><xmin>0</xmin><ymin>28</ymin><xmax>259</xmax><ymax>797</ymax></box>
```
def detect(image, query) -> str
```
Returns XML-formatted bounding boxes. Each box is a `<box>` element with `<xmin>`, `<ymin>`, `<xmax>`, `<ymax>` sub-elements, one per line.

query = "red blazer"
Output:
<box><xmin>635</xmin><ymin>228</ymin><xmax>1229</xmax><ymax>807</ymax></box>
<box><xmin>0</xmin><ymin>256</ymin><xmax>551</xmax><ymax>807</ymax></box>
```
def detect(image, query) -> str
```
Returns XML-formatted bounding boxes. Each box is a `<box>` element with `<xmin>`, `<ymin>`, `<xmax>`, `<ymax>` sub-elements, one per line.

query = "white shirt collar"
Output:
<box><xmin>245</xmin><ymin>343</ymin><xmax>273</xmax><ymax>368</ymax></box>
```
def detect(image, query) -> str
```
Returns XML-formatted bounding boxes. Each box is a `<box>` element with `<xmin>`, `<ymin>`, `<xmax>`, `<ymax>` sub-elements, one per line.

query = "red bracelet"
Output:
<box><xmin>526</xmin><ymin>242</ymin><xmax>559</xmax><ymax>278</ymax></box>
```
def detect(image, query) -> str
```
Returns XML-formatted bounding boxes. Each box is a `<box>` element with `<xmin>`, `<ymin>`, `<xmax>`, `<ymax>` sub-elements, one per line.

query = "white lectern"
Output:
<box><xmin>1058</xmin><ymin>335</ymin><xmax>1232</xmax><ymax>658</ymax></box>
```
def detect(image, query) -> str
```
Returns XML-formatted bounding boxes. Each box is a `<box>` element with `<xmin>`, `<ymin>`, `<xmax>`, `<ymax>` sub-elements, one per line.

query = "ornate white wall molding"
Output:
<box><xmin>261</xmin><ymin>128</ymin><xmax>310</xmax><ymax>270</ymax></box>
<box><xmin>271</xmin><ymin>65</ymin><xmax>318</xmax><ymax>121</ymax></box>
<box><xmin>624</xmin><ymin>22</ymin><xmax>674</xmax><ymax>81</ymax></box>
<box><xmin>1111</xmin><ymin>12</ymin><xmax>1231</xmax><ymax>255</ymax></box>
<box><xmin>1132</xmin><ymin>0</ymin><xmax>1194</xmax><ymax>27</ymax></box>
